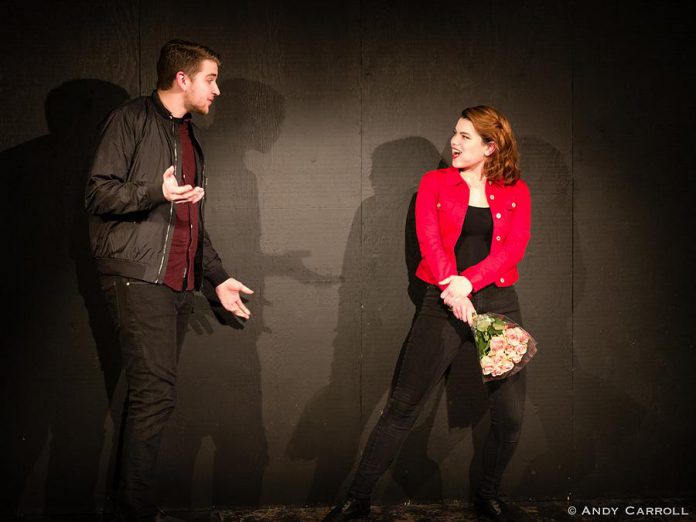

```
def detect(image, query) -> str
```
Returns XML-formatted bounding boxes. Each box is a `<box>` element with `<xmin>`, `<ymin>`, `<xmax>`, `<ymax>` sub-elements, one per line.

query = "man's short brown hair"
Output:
<box><xmin>156</xmin><ymin>39</ymin><xmax>221</xmax><ymax>90</ymax></box>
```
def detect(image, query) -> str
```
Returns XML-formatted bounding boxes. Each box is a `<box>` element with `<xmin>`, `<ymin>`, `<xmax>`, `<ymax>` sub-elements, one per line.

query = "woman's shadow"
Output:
<box><xmin>513</xmin><ymin>135</ymin><xmax>648</xmax><ymax>499</ymax></box>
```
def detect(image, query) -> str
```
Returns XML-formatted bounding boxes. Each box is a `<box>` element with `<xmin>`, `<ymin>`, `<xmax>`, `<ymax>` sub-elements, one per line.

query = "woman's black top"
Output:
<box><xmin>455</xmin><ymin>206</ymin><xmax>493</xmax><ymax>272</ymax></box>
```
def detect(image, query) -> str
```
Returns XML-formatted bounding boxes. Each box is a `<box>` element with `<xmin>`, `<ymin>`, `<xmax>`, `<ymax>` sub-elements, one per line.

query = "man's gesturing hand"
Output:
<box><xmin>215</xmin><ymin>278</ymin><xmax>254</xmax><ymax>319</ymax></box>
<box><xmin>162</xmin><ymin>165</ymin><xmax>204</xmax><ymax>204</ymax></box>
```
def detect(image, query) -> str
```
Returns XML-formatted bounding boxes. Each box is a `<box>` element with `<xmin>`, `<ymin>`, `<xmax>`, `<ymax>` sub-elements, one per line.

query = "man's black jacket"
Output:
<box><xmin>85</xmin><ymin>91</ymin><xmax>229</xmax><ymax>289</ymax></box>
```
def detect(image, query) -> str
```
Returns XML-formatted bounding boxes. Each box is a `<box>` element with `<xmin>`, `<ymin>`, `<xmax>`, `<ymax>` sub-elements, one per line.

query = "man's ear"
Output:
<box><xmin>174</xmin><ymin>70</ymin><xmax>188</xmax><ymax>90</ymax></box>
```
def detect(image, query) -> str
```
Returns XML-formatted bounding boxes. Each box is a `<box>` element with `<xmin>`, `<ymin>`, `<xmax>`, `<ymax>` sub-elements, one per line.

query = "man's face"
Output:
<box><xmin>183</xmin><ymin>59</ymin><xmax>220</xmax><ymax>114</ymax></box>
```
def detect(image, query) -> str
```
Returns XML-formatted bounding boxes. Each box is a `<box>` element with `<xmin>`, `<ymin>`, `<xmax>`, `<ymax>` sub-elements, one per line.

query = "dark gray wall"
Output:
<box><xmin>2</xmin><ymin>0</ymin><xmax>694</xmax><ymax>516</ymax></box>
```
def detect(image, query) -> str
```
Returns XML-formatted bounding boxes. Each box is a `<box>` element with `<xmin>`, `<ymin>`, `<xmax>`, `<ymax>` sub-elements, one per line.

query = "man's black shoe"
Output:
<box><xmin>155</xmin><ymin>512</ymin><xmax>187</xmax><ymax>522</ymax></box>
<box><xmin>322</xmin><ymin>496</ymin><xmax>371</xmax><ymax>521</ymax></box>
<box><xmin>474</xmin><ymin>497</ymin><xmax>514</xmax><ymax>521</ymax></box>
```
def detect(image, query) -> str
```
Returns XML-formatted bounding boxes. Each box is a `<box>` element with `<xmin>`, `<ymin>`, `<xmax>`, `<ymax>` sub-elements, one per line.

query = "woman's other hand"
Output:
<box><xmin>439</xmin><ymin>275</ymin><xmax>473</xmax><ymax>303</ymax></box>
<box><xmin>439</xmin><ymin>275</ymin><xmax>476</xmax><ymax>324</ymax></box>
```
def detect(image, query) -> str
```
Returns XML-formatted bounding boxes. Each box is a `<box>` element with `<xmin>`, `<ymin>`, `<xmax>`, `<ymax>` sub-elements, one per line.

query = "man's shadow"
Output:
<box><xmin>286</xmin><ymin>137</ymin><xmax>488</xmax><ymax>504</ymax></box>
<box><xmin>1</xmin><ymin>80</ymin><xmax>130</xmax><ymax>516</ymax></box>
<box><xmin>157</xmin><ymin>78</ymin><xmax>332</xmax><ymax>509</ymax></box>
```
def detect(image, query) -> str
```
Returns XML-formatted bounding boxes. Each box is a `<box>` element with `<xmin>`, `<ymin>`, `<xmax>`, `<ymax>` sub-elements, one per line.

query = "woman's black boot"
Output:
<box><xmin>474</xmin><ymin>496</ymin><xmax>513</xmax><ymax>521</ymax></box>
<box><xmin>321</xmin><ymin>496</ymin><xmax>371</xmax><ymax>521</ymax></box>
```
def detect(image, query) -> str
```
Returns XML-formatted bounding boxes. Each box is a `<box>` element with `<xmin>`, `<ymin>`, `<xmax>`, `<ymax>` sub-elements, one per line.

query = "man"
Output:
<box><xmin>85</xmin><ymin>40</ymin><xmax>252</xmax><ymax>522</ymax></box>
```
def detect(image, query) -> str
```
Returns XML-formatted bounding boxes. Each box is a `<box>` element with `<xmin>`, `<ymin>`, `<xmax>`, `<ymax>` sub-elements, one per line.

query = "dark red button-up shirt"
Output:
<box><xmin>163</xmin><ymin>119</ymin><xmax>200</xmax><ymax>291</ymax></box>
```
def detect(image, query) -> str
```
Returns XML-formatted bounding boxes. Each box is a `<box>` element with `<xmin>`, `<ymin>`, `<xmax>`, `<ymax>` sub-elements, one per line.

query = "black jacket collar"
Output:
<box><xmin>150</xmin><ymin>90</ymin><xmax>192</xmax><ymax>123</ymax></box>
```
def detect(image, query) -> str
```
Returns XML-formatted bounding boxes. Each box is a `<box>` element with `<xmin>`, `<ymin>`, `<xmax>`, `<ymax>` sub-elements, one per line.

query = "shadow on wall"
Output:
<box><xmin>157</xmin><ymin>78</ymin><xmax>332</xmax><ymax>509</ymax></box>
<box><xmin>156</xmin><ymin>78</ymin><xmax>282</xmax><ymax>508</ymax></box>
<box><xmin>286</xmin><ymin>137</ymin><xmax>487</xmax><ymax>504</ymax></box>
<box><xmin>1</xmin><ymin>80</ymin><xmax>130</xmax><ymax>516</ymax></box>
<box><xmin>513</xmin><ymin>136</ymin><xmax>646</xmax><ymax>498</ymax></box>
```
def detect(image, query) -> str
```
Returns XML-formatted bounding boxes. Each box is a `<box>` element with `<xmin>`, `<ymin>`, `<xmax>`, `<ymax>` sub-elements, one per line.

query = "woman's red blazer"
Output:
<box><xmin>414</xmin><ymin>167</ymin><xmax>531</xmax><ymax>292</ymax></box>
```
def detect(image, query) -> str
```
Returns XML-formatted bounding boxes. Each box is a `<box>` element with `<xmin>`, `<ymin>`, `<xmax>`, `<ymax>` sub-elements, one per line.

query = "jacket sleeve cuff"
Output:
<box><xmin>146</xmin><ymin>182</ymin><xmax>167</xmax><ymax>206</ymax></box>
<box><xmin>437</xmin><ymin>272</ymin><xmax>459</xmax><ymax>291</ymax></box>
<box><xmin>460</xmin><ymin>268</ymin><xmax>483</xmax><ymax>293</ymax></box>
<box><xmin>205</xmin><ymin>266</ymin><xmax>230</xmax><ymax>288</ymax></box>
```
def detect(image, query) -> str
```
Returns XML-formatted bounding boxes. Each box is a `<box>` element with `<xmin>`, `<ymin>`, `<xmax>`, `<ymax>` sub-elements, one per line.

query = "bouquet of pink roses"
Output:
<box><xmin>471</xmin><ymin>313</ymin><xmax>537</xmax><ymax>382</ymax></box>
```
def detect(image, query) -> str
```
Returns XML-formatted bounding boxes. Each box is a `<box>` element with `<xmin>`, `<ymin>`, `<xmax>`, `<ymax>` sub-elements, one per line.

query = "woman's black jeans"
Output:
<box><xmin>349</xmin><ymin>283</ymin><xmax>527</xmax><ymax>501</ymax></box>
<box><xmin>100</xmin><ymin>275</ymin><xmax>194</xmax><ymax>521</ymax></box>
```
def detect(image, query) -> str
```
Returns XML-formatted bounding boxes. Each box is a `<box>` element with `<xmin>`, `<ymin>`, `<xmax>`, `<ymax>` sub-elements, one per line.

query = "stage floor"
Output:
<box><xmin>7</xmin><ymin>498</ymin><xmax>696</xmax><ymax>521</ymax></box>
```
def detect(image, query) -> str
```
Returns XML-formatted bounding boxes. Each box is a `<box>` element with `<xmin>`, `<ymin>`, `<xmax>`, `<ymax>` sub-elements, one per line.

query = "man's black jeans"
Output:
<box><xmin>100</xmin><ymin>275</ymin><xmax>193</xmax><ymax>521</ymax></box>
<box><xmin>349</xmin><ymin>283</ymin><xmax>527</xmax><ymax>501</ymax></box>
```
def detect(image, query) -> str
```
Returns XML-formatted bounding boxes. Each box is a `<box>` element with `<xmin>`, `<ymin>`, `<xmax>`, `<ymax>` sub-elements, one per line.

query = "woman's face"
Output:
<box><xmin>450</xmin><ymin>117</ymin><xmax>493</xmax><ymax>171</ymax></box>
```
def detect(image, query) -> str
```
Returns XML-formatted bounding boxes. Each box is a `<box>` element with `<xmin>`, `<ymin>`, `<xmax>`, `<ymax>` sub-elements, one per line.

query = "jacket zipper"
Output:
<box><xmin>182</xmin><ymin>125</ymin><xmax>201</xmax><ymax>288</ymax></box>
<box><xmin>155</xmin><ymin>121</ymin><xmax>177</xmax><ymax>283</ymax></box>
<box><xmin>192</xmin><ymin>127</ymin><xmax>206</xmax><ymax>289</ymax></box>
<box><xmin>198</xmin><ymin>146</ymin><xmax>207</xmax><ymax>288</ymax></box>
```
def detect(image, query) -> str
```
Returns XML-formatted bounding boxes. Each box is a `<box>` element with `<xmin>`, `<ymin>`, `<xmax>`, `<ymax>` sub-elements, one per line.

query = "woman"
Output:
<box><xmin>323</xmin><ymin>106</ymin><xmax>531</xmax><ymax>522</ymax></box>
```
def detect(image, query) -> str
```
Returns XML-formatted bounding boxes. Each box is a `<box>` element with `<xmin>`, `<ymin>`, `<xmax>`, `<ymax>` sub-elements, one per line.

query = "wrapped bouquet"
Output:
<box><xmin>471</xmin><ymin>313</ymin><xmax>537</xmax><ymax>382</ymax></box>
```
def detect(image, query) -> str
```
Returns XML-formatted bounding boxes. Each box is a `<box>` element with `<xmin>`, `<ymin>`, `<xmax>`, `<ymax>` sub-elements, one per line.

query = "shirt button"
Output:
<box><xmin>511</xmin><ymin>202</ymin><xmax>516</xmax><ymax>208</ymax></box>
<box><xmin>500</xmin><ymin>277</ymin><xmax>505</xmax><ymax>283</ymax></box>
<box><xmin>495</xmin><ymin>213</ymin><xmax>502</xmax><ymax>219</ymax></box>
<box><xmin>489</xmin><ymin>194</ymin><xmax>495</xmax><ymax>200</ymax></box>
<box><xmin>436</xmin><ymin>202</ymin><xmax>441</xmax><ymax>208</ymax></box>
<box><xmin>496</xmin><ymin>235</ymin><xmax>501</xmax><ymax>241</ymax></box>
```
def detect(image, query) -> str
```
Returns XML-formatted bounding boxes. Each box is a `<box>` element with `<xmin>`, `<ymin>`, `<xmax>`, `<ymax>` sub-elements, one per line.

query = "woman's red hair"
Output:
<box><xmin>461</xmin><ymin>106</ymin><xmax>521</xmax><ymax>185</ymax></box>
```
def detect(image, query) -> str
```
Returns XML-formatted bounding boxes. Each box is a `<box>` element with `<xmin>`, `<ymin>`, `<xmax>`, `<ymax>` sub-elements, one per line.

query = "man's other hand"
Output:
<box><xmin>215</xmin><ymin>278</ymin><xmax>254</xmax><ymax>319</ymax></box>
<box><xmin>162</xmin><ymin>165</ymin><xmax>204</xmax><ymax>204</ymax></box>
